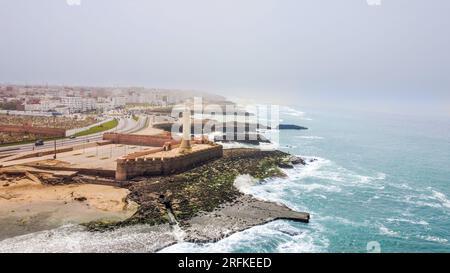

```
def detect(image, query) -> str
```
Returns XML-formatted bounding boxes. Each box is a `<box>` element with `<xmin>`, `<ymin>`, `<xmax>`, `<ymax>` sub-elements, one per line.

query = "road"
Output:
<box><xmin>0</xmin><ymin>115</ymin><xmax>148</xmax><ymax>156</ymax></box>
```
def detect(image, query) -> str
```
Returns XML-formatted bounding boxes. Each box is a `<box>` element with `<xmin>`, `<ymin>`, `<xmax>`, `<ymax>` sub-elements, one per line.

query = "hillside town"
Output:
<box><xmin>0</xmin><ymin>84</ymin><xmax>216</xmax><ymax>116</ymax></box>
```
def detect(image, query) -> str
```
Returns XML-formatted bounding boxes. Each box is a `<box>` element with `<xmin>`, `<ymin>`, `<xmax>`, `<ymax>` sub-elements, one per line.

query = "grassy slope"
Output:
<box><xmin>74</xmin><ymin>119</ymin><xmax>118</xmax><ymax>137</ymax></box>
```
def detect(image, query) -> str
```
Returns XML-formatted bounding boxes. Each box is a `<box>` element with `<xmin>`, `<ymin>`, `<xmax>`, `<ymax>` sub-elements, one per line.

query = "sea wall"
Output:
<box><xmin>0</xmin><ymin>125</ymin><xmax>66</xmax><ymax>137</ymax></box>
<box><xmin>116</xmin><ymin>144</ymin><xmax>223</xmax><ymax>180</ymax></box>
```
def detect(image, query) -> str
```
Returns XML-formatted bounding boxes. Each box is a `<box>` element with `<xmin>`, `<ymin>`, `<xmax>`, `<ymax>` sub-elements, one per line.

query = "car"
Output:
<box><xmin>35</xmin><ymin>139</ymin><xmax>44</xmax><ymax>146</ymax></box>
<box><xmin>69</xmin><ymin>135</ymin><xmax>76</xmax><ymax>139</ymax></box>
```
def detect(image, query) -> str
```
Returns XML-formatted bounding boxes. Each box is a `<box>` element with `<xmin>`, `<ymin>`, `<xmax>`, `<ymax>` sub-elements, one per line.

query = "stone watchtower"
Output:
<box><xmin>179</xmin><ymin>109</ymin><xmax>192</xmax><ymax>151</ymax></box>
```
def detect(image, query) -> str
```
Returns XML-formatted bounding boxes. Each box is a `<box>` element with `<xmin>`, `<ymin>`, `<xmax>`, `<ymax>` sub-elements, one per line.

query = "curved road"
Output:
<box><xmin>0</xmin><ymin>116</ymin><xmax>148</xmax><ymax>156</ymax></box>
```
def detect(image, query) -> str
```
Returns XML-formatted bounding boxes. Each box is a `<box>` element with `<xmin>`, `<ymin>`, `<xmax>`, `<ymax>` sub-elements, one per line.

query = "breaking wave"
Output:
<box><xmin>0</xmin><ymin>224</ymin><xmax>175</xmax><ymax>253</ymax></box>
<box><xmin>160</xmin><ymin>221</ymin><xmax>328</xmax><ymax>253</ymax></box>
<box><xmin>295</xmin><ymin>136</ymin><xmax>324</xmax><ymax>140</ymax></box>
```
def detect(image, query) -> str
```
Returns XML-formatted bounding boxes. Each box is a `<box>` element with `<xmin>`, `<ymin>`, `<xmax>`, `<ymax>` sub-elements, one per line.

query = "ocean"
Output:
<box><xmin>1</xmin><ymin>106</ymin><xmax>449</xmax><ymax>253</ymax></box>
<box><xmin>162</xmin><ymin>106</ymin><xmax>450</xmax><ymax>253</ymax></box>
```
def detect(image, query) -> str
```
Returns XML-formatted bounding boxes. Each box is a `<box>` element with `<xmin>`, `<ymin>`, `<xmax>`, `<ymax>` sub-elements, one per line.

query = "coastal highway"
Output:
<box><xmin>0</xmin><ymin>116</ymin><xmax>148</xmax><ymax>156</ymax></box>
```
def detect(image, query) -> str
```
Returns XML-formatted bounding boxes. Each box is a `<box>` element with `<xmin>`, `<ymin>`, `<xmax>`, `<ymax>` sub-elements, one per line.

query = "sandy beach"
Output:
<box><xmin>0</xmin><ymin>177</ymin><xmax>137</xmax><ymax>240</ymax></box>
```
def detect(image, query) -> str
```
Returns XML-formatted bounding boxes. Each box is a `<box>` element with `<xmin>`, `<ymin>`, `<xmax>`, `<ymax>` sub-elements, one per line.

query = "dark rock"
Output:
<box><xmin>290</xmin><ymin>156</ymin><xmax>306</xmax><ymax>165</ymax></box>
<box><xmin>277</xmin><ymin>124</ymin><xmax>308</xmax><ymax>130</ymax></box>
<box><xmin>277</xmin><ymin>162</ymin><xmax>294</xmax><ymax>169</ymax></box>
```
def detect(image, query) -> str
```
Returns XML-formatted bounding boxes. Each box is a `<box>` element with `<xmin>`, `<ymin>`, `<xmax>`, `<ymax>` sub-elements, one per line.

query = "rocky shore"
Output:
<box><xmin>182</xmin><ymin>195</ymin><xmax>309</xmax><ymax>244</ymax></box>
<box><xmin>1</xmin><ymin>148</ymin><xmax>311</xmax><ymax>252</ymax></box>
<box><xmin>86</xmin><ymin>149</ymin><xmax>309</xmax><ymax>233</ymax></box>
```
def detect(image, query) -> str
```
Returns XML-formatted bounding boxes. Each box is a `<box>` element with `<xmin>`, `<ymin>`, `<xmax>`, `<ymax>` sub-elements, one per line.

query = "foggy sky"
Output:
<box><xmin>0</xmin><ymin>0</ymin><xmax>449</xmax><ymax>116</ymax></box>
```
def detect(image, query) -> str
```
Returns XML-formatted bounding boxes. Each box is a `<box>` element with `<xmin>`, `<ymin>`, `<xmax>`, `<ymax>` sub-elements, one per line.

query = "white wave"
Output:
<box><xmin>417</xmin><ymin>235</ymin><xmax>448</xmax><ymax>244</ymax></box>
<box><xmin>219</xmin><ymin>142</ymin><xmax>256</xmax><ymax>149</ymax></box>
<box><xmin>430</xmin><ymin>190</ymin><xmax>450</xmax><ymax>209</ymax></box>
<box><xmin>233</xmin><ymin>174</ymin><xmax>258</xmax><ymax>195</ymax></box>
<box><xmin>403</xmin><ymin>198</ymin><xmax>442</xmax><ymax>209</ymax></box>
<box><xmin>386</xmin><ymin>218</ymin><xmax>429</xmax><ymax>226</ymax></box>
<box><xmin>315</xmin><ymin>215</ymin><xmax>368</xmax><ymax>228</ymax></box>
<box><xmin>403</xmin><ymin>189</ymin><xmax>450</xmax><ymax>210</ymax></box>
<box><xmin>295</xmin><ymin>136</ymin><xmax>324</xmax><ymax>140</ymax></box>
<box><xmin>160</xmin><ymin>220</ymin><xmax>328</xmax><ymax>253</ymax></box>
<box><xmin>233</xmin><ymin>155</ymin><xmax>387</xmax><ymax>212</ymax></box>
<box><xmin>295</xmin><ymin>183</ymin><xmax>341</xmax><ymax>193</ymax></box>
<box><xmin>283</xmin><ymin>156</ymin><xmax>386</xmax><ymax>189</ymax></box>
<box><xmin>0</xmin><ymin>224</ymin><xmax>175</xmax><ymax>253</ymax></box>
<box><xmin>379</xmin><ymin>225</ymin><xmax>400</xmax><ymax>237</ymax></box>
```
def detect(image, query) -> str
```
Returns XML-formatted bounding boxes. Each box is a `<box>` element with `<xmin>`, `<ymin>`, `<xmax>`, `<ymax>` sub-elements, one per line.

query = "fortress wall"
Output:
<box><xmin>115</xmin><ymin>144</ymin><xmax>223</xmax><ymax>180</ymax></box>
<box><xmin>103</xmin><ymin>132</ymin><xmax>177</xmax><ymax>147</ymax></box>
<box><xmin>0</xmin><ymin>125</ymin><xmax>66</xmax><ymax>137</ymax></box>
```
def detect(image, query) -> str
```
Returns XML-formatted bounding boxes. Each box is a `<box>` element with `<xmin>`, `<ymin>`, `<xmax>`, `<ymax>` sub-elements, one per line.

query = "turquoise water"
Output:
<box><xmin>163</xmin><ymin>106</ymin><xmax>450</xmax><ymax>253</ymax></box>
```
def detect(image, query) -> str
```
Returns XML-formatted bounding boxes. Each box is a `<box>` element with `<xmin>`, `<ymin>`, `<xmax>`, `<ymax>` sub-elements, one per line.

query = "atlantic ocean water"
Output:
<box><xmin>1</xmin><ymin>106</ymin><xmax>449</xmax><ymax>253</ymax></box>
<box><xmin>162</xmin><ymin>106</ymin><xmax>450</xmax><ymax>253</ymax></box>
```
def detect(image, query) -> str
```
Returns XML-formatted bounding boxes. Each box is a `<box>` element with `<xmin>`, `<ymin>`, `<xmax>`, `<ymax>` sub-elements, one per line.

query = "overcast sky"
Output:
<box><xmin>0</xmin><ymin>0</ymin><xmax>449</xmax><ymax>116</ymax></box>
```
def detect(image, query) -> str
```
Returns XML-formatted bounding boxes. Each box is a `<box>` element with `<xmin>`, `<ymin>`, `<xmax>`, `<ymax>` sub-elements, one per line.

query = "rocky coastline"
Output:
<box><xmin>1</xmin><ymin>148</ymin><xmax>311</xmax><ymax>252</ymax></box>
<box><xmin>84</xmin><ymin>149</ymin><xmax>310</xmax><ymax>249</ymax></box>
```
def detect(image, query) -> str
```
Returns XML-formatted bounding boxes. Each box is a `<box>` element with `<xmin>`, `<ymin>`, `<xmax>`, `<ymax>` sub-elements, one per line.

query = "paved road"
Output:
<box><xmin>0</xmin><ymin>116</ymin><xmax>148</xmax><ymax>156</ymax></box>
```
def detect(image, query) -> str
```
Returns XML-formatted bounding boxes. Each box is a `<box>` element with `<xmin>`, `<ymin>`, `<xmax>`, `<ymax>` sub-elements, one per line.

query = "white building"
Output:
<box><xmin>61</xmin><ymin>97</ymin><xmax>96</xmax><ymax>113</ymax></box>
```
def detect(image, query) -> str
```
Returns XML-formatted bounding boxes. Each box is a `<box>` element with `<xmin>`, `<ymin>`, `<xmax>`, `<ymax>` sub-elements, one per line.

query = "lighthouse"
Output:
<box><xmin>180</xmin><ymin>109</ymin><xmax>192</xmax><ymax>150</ymax></box>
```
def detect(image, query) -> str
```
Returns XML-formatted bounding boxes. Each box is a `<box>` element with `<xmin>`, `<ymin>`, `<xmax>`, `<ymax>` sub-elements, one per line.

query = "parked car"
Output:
<box><xmin>69</xmin><ymin>135</ymin><xmax>76</xmax><ymax>139</ymax></box>
<box><xmin>35</xmin><ymin>139</ymin><xmax>44</xmax><ymax>146</ymax></box>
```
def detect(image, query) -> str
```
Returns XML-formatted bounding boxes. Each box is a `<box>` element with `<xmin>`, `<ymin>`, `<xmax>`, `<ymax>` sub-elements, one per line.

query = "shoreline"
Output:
<box><xmin>0</xmin><ymin>148</ymin><xmax>310</xmax><ymax>251</ymax></box>
<box><xmin>0</xmin><ymin>193</ymin><xmax>309</xmax><ymax>253</ymax></box>
<box><xmin>0</xmin><ymin>178</ymin><xmax>137</xmax><ymax>241</ymax></box>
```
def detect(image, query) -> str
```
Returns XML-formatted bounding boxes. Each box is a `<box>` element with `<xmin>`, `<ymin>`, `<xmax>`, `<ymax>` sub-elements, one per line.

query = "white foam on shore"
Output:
<box><xmin>0</xmin><ymin>224</ymin><xmax>175</xmax><ymax>253</ymax></box>
<box><xmin>233</xmin><ymin>174</ymin><xmax>258</xmax><ymax>195</ymax></box>
<box><xmin>160</xmin><ymin>220</ymin><xmax>328</xmax><ymax>253</ymax></box>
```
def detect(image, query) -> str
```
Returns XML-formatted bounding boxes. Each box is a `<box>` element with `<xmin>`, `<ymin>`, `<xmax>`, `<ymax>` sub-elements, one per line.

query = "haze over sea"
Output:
<box><xmin>162</xmin><ymin>105</ymin><xmax>450</xmax><ymax>252</ymax></box>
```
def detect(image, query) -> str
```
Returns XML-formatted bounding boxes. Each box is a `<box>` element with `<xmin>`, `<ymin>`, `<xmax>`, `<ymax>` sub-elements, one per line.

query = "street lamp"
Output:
<box><xmin>52</xmin><ymin>112</ymin><xmax>57</xmax><ymax>159</ymax></box>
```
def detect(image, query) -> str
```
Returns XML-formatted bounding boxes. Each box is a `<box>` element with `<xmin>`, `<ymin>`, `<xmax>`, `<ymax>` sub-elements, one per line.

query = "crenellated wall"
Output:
<box><xmin>115</xmin><ymin>144</ymin><xmax>223</xmax><ymax>180</ymax></box>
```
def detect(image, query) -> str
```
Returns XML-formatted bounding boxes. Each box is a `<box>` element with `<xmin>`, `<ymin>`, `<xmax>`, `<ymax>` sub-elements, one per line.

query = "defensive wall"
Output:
<box><xmin>115</xmin><ymin>143</ymin><xmax>223</xmax><ymax>180</ymax></box>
